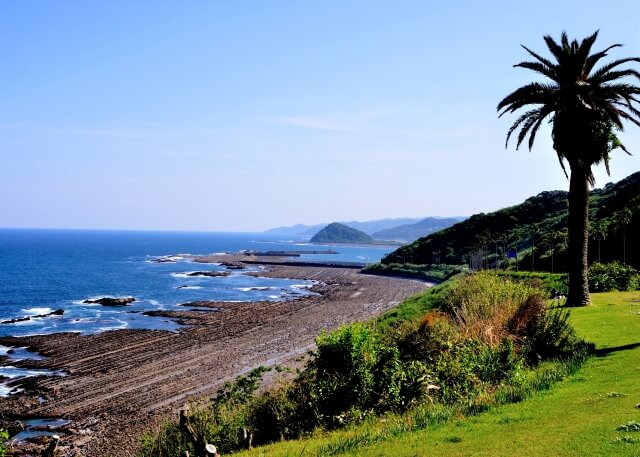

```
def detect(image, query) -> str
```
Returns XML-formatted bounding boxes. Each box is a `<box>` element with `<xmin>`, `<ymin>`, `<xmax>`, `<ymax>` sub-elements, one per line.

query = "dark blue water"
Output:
<box><xmin>0</xmin><ymin>229</ymin><xmax>394</xmax><ymax>337</ymax></box>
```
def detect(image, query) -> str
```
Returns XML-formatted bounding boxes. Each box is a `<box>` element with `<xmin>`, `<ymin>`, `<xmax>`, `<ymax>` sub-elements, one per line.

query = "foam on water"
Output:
<box><xmin>0</xmin><ymin>384</ymin><xmax>15</xmax><ymax>396</ymax></box>
<box><xmin>291</xmin><ymin>284</ymin><xmax>314</xmax><ymax>290</ymax></box>
<box><xmin>22</xmin><ymin>307</ymin><xmax>54</xmax><ymax>315</ymax></box>
<box><xmin>0</xmin><ymin>346</ymin><xmax>45</xmax><ymax>361</ymax></box>
<box><xmin>0</xmin><ymin>366</ymin><xmax>67</xmax><ymax>379</ymax></box>
<box><xmin>170</xmin><ymin>272</ymin><xmax>194</xmax><ymax>278</ymax></box>
<box><xmin>235</xmin><ymin>286</ymin><xmax>275</xmax><ymax>292</ymax></box>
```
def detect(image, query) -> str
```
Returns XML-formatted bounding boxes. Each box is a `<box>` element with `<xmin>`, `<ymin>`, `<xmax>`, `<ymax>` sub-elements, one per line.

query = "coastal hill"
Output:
<box><xmin>310</xmin><ymin>222</ymin><xmax>374</xmax><ymax>244</ymax></box>
<box><xmin>384</xmin><ymin>171</ymin><xmax>640</xmax><ymax>271</ymax></box>
<box><xmin>372</xmin><ymin>216</ymin><xmax>465</xmax><ymax>242</ymax></box>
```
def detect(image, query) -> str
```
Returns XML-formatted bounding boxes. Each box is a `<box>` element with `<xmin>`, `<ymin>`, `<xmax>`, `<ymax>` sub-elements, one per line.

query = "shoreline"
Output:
<box><xmin>0</xmin><ymin>261</ymin><xmax>432</xmax><ymax>456</ymax></box>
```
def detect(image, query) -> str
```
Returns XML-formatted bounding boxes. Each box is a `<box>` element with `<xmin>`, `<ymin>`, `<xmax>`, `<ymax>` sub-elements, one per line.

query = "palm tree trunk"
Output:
<box><xmin>566</xmin><ymin>164</ymin><xmax>591</xmax><ymax>306</ymax></box>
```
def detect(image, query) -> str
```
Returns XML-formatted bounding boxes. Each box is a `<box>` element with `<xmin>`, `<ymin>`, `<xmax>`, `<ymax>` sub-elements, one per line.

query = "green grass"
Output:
<box><xmin>234</xmin><ymin>291</ymin><xmax>640</xmax><ymax>456</ymax></box>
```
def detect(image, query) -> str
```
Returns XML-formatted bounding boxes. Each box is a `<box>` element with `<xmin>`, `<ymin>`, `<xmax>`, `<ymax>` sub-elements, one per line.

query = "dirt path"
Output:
<box><xmin>0</xmin><ymin>263</ymin><xmax>430</xmax><ymax>456</ymax></box>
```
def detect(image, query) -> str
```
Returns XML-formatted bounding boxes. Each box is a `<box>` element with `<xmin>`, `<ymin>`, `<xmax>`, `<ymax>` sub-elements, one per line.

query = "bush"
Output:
<box><xmin>508</xmin><ymin>295</ymin><xmax>582</xmax><ymax>364</ymax></box>
<box><xmin>0</xmin><ymin>429</ymin><xmax>6</xmax><ymax>457</ymax></box>
<box><xmin>363</xmin><ymin>263</ymin><xmax>466</xmax><ymax>282</ymax></box>
<box><xmin>497</xmin><ymin>271</ymin><xmax>568</xmax><ymax>297</ymax></box>
<box><xmin>138</xmin><ymin>368</ymin><xmax>270</xmax><ymax>456</ymax></box>
<box><xmin>441</xmin><ymin>271</ymin><xmax>537</xmax><ymax>344</ymax></box>
<box><xmin>311</xmin><ymin>323</ymin><xmax>379</xmax><ymax>424</ymax></box>
<box><xmin>588</xmin><ymin>262</ymin><xmax>640</xmax><ymax>292</ymax></box>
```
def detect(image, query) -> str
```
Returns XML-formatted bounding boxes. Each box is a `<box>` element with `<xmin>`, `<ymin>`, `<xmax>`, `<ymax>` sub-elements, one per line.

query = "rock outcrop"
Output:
<box><xmin>83</xmin><ymin>297</ymin><xmax>136</xmax><ymax>307</ymax></box>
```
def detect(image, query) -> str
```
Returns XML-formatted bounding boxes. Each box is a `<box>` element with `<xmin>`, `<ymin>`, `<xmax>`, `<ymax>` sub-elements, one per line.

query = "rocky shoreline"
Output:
<box><xmin>0</xmin><ymin>260</ymin><xmax>431</xmax><ymax>456</ymax></box>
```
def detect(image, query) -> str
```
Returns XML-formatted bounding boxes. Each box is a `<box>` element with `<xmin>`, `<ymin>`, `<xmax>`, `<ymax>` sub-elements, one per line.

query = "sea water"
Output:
<box><xmin>0</xmin><ymin>228</ymin><xmax>394</xmax><ymax>337</ymax></box>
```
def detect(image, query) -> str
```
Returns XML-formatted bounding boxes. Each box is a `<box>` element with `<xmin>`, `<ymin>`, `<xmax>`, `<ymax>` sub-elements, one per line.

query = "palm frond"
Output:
<box><xmin>584</xmin><ymin>44</ymin><xmax>623</xmax><ymax>74</ymax></box>
<box><xmin>544</xmin><ymin>34</ymin><xmax>565</xmax><ymax>62</ymax></box>
<box><xmin>504</xmin><ymin>109</ymin><xmax>540</xmax><ymax>148</ymax></box>
<box><xmin>514</xmin><ymin>61</ymin><xmax>556</xmax><ymax>80</ymax></box>
<box><xmin>521</xmin><ymin>45</ymin><xmax>557</xmax><ymax>70</ymax></box>
<box><xmin>526</xmin><ymin>106</ymin><xmax>554</xmax><ymax>151</ymax></box>
<box><xmin>497</xmin><ymin>83</ymin><xmax>556</xmax><ymax>114</ymax></box>
<box><xmin>575</xmin><ymin>31</ymin><xmax>600</xmax><ymax>66</ymax></box>
<box><xmin>615</xmin><ymin>109</ymin><xmax>640</xmax><ymax>127</ymax></box>
<box><xmin>556</xmin><ymin>151</ymin><xmax>569</xmax><ymax>179</ymax></box>
<box><xmin>590</xmin><ymin>57</ymin><xmax>640</xmax><ymax>82</ymax></box>
<box><xmin>515</xmin><ymin>115</ymin><xmax>540</xmax><ymax>149</ymax></box>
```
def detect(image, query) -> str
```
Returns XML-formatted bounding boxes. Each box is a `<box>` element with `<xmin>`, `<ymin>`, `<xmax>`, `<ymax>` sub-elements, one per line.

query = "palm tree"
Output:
<box><xmin>590</xmin><ymin>219</ymin><xmax>609</xmax><ymax>263</ymax></box>
<box><xmin>613</xmin><ymin>208</ymin><xmax>632</xmax><ymax>264</ymax></box>
<box><xmin>497</xmin><ymin>31</ymin><xmax>640</xmax><ymax>306</ymax></box>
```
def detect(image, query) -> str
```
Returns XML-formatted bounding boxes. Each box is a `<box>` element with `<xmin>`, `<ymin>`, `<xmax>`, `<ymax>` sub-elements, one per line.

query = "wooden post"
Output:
<box><xmin>41</xmin><ymin>435</ymin><xmax>59</xmax><ymax>457</ymax></box>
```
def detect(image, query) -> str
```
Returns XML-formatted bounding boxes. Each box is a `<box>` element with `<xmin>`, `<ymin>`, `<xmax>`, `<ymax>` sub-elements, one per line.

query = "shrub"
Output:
<box><xmin>0</xmin><ymin>429</ymin><xmax>6</xmax><ymax>457</ymax></box>
<box><xmin>311</xmin><ymin>324</ymin><xmax>379</xmax><ymax>423</ymax></box>
<box><xmin>138</xmin><ymin>368</ymin><xmax>270</xmax><ymax>456</ymax></box>
<box><xmin>363</xmin><ymin>263</ymin><xmax>466</xmax><ymax>282</ymax></box>
<box><xmin>441</xmin><ymin>271</ymin><xmax>537</xmax><ymax>344</ymax></box>
<box><xmin>497</xmin><ymin>271</ymin><xmax>568</xmax><ymax>297</ymax></box>
<box><xmin>588</xmin><ymin>262</ymin><xmax>640</xmax><ymax>292</ymax></box>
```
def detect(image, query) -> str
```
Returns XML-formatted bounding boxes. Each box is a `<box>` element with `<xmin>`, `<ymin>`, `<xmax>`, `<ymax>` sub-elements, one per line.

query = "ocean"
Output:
<box><xmin>0</xmin><ymin>228</ymin><xmax>395</xmax><ymax>338</ymax></box>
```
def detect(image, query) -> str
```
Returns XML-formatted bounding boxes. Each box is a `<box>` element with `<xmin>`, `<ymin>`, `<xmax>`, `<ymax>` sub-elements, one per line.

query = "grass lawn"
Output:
<box><xmin>236</xmin><ymin>291</ymin><xmax>640</xmax><ymax>456</ymax></box>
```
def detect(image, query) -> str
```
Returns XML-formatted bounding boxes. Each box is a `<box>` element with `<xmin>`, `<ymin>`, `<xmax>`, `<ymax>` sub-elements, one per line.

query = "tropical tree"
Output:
<box><xmin>590</xmin><ymin>219</ymin><xmax>609</xmax><ymax>263</ymax></box>
<box><xmin>497</xmin><ymin>31</ymin><xmax>640</xmax><ymax>306</ymax></box>
<box><xmin>613</xmin><ymin>208</ymin><xmax>632</xmax><ymax>264</ymax></box>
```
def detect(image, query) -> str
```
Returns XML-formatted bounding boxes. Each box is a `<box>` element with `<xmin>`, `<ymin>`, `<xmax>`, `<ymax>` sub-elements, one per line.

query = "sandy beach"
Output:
<box><xmin>0</xmin><ymin>258</ymin><xmax>431</xmax><ymax>456</ymax></box>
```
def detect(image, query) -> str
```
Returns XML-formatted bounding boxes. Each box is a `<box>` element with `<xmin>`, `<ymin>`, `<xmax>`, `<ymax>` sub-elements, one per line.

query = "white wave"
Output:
<box><xmin>22</xmin><ymin>307</ymin><xmax>53</xmax><ymax>315</ymax></box>
<box><xmin>176</xmin><ymin>286</ymin><xmax>202</xmax><ymax>290</ymax></box>
<box><xmin>235</xmin><ymin>286</ymin><xmax>275</xmax><ymax>292</ymax></box>
<box><xmin>268</xmin><ymin>295</ymin><xmax>279</xmax><ymax>299</ymax></box>
<box><xmin>98</xmin><ymin>320</ymin><xmax>128</xmax><ymax>332</ymax></box>
<box><xmin>0</xmin><ymin>366</ymin><xmax>67</xmax><ymax>379</ymax></box>
<box><xmin>0</xmin><ymin>384</ymin><xmax>15</xmax><ymax>397</ymax></box>
<box><xmin>146</xmin><ymin>299</ymin><xmax>161</xmax><ymax>305</ymax></box>
<box><xmin>0</xmin><ymin>346</ymin><xmax>45</xmax><ymax>361</ymax></box>
<box><xmin>290</xmin><ymin>284</ymin><xmax>313</xmax><ymax>290</ymax></box>
<box><xmin>170</xmin><ymin>272</ymin><xmax>193</xmax><ymax>278</ymax></box>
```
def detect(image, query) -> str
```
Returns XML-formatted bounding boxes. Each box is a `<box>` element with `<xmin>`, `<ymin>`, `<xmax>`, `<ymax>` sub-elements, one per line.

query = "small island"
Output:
<box><xmin>310</xmin><ymin>222</ymin><xmax>374</xmax><ymax>244</ymax></box>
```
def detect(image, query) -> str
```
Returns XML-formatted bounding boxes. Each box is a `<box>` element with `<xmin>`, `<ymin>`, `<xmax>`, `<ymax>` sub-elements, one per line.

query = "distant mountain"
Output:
<box><xmin>383</xmin><ymin>172</ymin><xmax>640</xmax><ymax>271</ymax></box>
<box><xmin>372</xmin><ymin>217</ymin><xmax>466</xmax><ymax>242</ymax></box>
<box><xmin>340</xmin><ymin>218</ymin><xmax>424</xmax><ymax>235</ymax></box>
<box><xmin>310</xmin><ymin>223</ymin><xmax>374</xmax><ymax>244</ymax></box>
<box><xmin>264</xmin><ymin>217</ymin><xmax>424</xmax><ymax>237</ymax></box>
<box><xmin>263</xmin><ymin>223</ymin><xmax>326</xmax><ymax>237</ymax></box>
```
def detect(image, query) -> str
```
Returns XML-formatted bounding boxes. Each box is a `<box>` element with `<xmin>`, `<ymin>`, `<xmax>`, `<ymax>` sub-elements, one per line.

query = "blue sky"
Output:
<box><xmin>1</xmin><ymin>1</ymin><xmax>639</xmax><ymax>231</ymax></box>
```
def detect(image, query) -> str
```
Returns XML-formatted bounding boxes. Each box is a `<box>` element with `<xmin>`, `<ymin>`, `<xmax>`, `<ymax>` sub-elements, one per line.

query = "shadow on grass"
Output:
<box><xmin>595</xmin><ymin>342</ymin><xmax>640</xmax><ymax>357</ymax></box>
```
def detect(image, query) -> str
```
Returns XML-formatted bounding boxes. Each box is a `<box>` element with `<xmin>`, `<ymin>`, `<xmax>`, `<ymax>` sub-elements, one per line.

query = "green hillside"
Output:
<box><xmin>310</xmin><ymin>222</ymin><xmax>374</xmax><ymax>244</ymax></box>
<box><xmin>384</xmin><ymin>172</ymin><xmax>640</xmax><ymax>271</ymax></box>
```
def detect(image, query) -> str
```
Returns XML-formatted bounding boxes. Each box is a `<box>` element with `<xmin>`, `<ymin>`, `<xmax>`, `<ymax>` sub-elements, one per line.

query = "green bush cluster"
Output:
<box><xmin>0</xmin><ymin>429</ymin><xmax>6</xmax><ymax>457</ymax></box>
<box><xmin>588</xmin><ymin>261</ymin><xmax>640</xmax><ymax>292</ymax></box>
<box><xmin>363</xmin><ymin>262</ymin><xmax>465</xmax><ymax>282</ymax></box>
<box><xmin>497</xmin><ymin>271</ymin><xmax>568</xmax><ymax>297</ymax></box>
<box><xmin>138</xmin><ymin>272</ymin><xmax>586</xmax><ymax>456</ymax></box>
